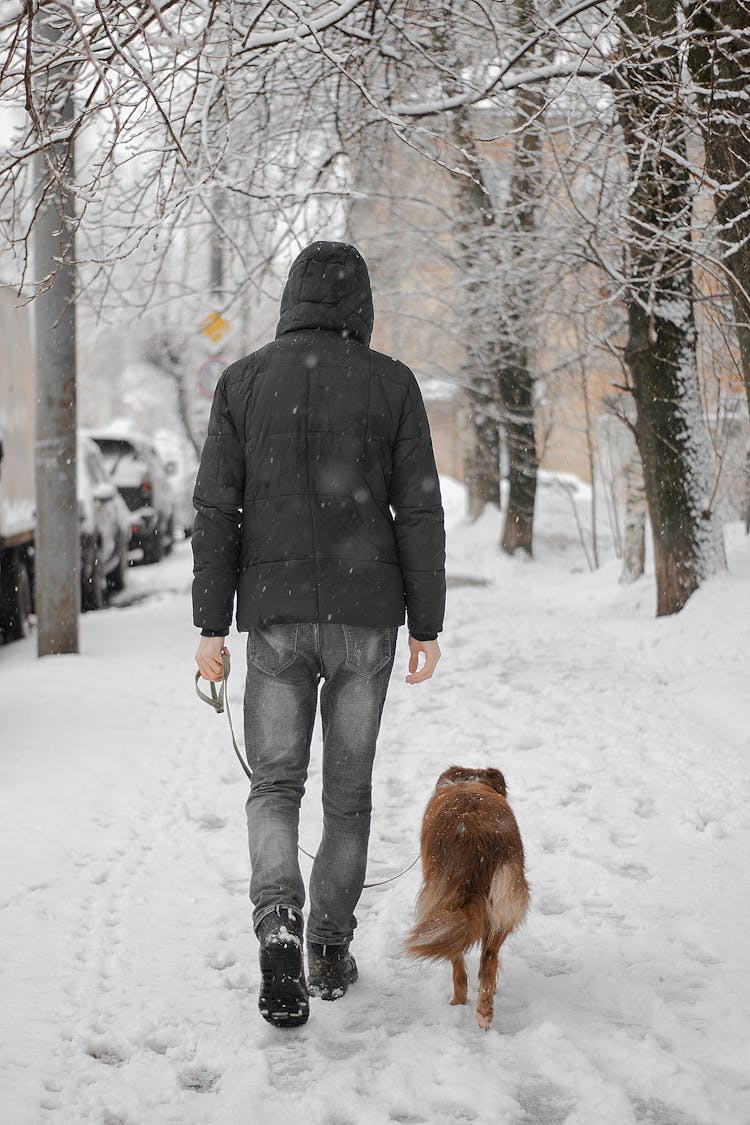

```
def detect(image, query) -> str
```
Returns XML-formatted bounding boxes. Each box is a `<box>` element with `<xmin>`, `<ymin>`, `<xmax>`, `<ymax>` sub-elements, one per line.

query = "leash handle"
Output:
<box><xmin>194</xmin><ymin>672</ymin><xmax>224</xmax><ymax>713</ymax></box>
<box><xmin>195</xmin><ymin>652</ymin><xmax>253</xmax><ymax>783</ymax></box>
<box><xmin>193</xmin><ymin>650</ymin><xmax>232</xmax><ymax>712</ymax></box>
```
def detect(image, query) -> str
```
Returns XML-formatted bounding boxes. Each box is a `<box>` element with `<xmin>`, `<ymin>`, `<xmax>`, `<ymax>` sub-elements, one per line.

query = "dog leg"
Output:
<box><xmin>450</xmin><ymin>956</ymin><xmax>468</xmax><ymax>1006</ymax></box>
<box><xmin>475</xmin><ymin>931</ymin><xmax>506</xmax><ymax>1030</ymax></box>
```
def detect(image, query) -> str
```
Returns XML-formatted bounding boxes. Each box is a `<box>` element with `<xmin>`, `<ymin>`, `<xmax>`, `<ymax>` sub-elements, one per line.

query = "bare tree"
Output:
<box><xmin>614</xmin><ymin>0</ymin><xmax>726</xmax><ymax>614</ymax></box>
<box><xmin>448</xmin><ymin>104</ymin><xmax>502</xmax><ymax>521</ymax></box>
<box><xmin>685</xmin><ymin>0</ymin><xmax>750</xmax><ymax>412</ymax></box>
<box><xmin>493</xmin><ymin>0</ymin><xmax>550</xmax><ymax>556</ymax></box>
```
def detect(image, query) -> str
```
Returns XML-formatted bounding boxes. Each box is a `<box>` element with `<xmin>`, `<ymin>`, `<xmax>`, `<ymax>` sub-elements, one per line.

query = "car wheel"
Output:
<box><xmin>0</xmin><ymin>552</ymin><xmax>33</xmax><ymax>641</ymax></box>
<box><xmin>81</xmin><ymin>547</ymin><xmax>105</xmax><ymax>611</ymax></box>
<box><xmin>162</xmin><ymin>516</ymin><xmax>175</xmax><ymax>557</ymax></box>
<box><xmin>106</xmin><ymin>541</ymin><xmax>128</xmax><ymax>593</ymax></box>
<box><xmin>141</xmin><ymin>530</ymin><xmax>163</xmax><ymax>566</ymax></box>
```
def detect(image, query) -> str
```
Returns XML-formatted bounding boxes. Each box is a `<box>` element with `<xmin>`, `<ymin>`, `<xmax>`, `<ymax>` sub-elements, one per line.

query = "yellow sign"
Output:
<box><xmin>200</xmin><ymin>311</ymin><xmax>231</xmax><ymax>344</ymax></box>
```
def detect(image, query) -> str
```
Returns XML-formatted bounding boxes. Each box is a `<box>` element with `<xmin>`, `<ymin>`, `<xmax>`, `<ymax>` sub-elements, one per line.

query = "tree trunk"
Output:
<box><xmin>210</xmin><ymin>184</ymin><xmax>225</xmax><ymax>303</ymax></box>
<box><xmin>33</xmin><ymin>11</ymin><xmax>79</xmax><ymax>656</ymax></box>
<box><xmin>620</xmin><ymin>444</ymin><xmax>646</xmax><ymax>583</ymax></box>
<box><xmin>618</xmin><ymin>0</ymin><xmax>726</xmax><ymax>615</ymax></box>
<box><xmin>495</xmin><ymin>0</ymin><xmax>546</xmax><ymax>557</ymax></box>
<box><xmin>498</xmin><ymin>354</ymin><xmax>538</xmax><ymax>553</ymax></box>
<box><xmin>464</xmin><ymin>383</ymin><xmax>501</xmax><ymax>520</ymax></box>
<box><xmin>450</xmin><ymin>103</ymin><xmax>502</xmax><ymax>519</ymax></box>
<box><xmin>685</xmin><ymin>0</ymin><xmax>750</xmax><ymax>413</ymax></box>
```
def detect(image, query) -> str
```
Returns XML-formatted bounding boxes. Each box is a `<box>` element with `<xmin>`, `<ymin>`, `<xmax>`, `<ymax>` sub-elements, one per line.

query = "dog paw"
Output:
<box><xmin>450</xmin><ymin>996</ymin><xmax>468</xmax><ymax>1006</ymax></box>
<box><xmin>475</xmin><ymin>1007</ymin><xmax>493</xmax><ymax>1030</ymax></box>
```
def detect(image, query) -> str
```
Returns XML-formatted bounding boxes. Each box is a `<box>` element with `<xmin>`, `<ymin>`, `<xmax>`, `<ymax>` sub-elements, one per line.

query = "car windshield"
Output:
<box><xmin>93</xmin><ymin>439</ymin><xmax>146</xmax><ymax>487</ymax></box>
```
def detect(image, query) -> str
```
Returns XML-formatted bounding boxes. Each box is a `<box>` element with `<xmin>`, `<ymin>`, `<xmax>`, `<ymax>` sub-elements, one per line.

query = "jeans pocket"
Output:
<box><xmin>342</xmin><ymin>624</ymin><xmax>396</xmax><ymax>679</ymax></box>
<box><xmin>248</xmin><ymin>624</ymin><xmax>299</xmax><ymax>675</ymax></box>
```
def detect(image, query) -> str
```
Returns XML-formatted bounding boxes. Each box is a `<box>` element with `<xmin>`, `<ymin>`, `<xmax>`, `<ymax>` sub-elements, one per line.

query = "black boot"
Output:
<box><xmin>307</xmin><ymin>941</ymin><xmax>358</xmax><ymax>1001</ymax></box>
<box><xmin>257</xmin><ymin>906</ymin><xmax>309</xmax><ymax>1028</ymax></box>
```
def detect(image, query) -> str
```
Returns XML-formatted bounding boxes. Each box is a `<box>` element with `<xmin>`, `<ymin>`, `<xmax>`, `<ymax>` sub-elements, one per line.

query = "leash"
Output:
<box><xmin>195</xmin><ymin>651</ymin><xmax>420</xmax><ymax>889</ymax></box>
<box><xmin>195</xmin><ymin>652</ymin><xmax>251</xmax><ymax>781</ymax></box>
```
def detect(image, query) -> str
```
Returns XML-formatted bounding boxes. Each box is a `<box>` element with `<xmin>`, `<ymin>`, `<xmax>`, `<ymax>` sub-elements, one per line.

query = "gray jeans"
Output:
<box><xmin>244</xmin><ymin>622</ymin><xmax>398</xmax><ymax>945</ymax></box>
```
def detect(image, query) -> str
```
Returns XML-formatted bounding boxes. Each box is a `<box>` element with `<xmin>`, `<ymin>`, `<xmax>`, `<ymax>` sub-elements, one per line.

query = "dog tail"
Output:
<box><xmin>404</xmin><ymin>878</ymin><xmax>486</xmax><ymax>961</ymax></box>
<box><xmin>405</xmin><ymin>861</ymin><xmax>530</xmax><ymax>962</ymax></box>
<box><xmin>405</xmin><ymin>906</ymin><xmax>479</xmax><ymax>961</ymax></box>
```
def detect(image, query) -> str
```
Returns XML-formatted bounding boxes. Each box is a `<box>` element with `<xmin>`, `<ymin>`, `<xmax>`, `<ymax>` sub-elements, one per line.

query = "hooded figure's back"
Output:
<box><xmin>192</xmin><ymin>241</ymin><xmax>446</xmax><ymax>641</ymax></box>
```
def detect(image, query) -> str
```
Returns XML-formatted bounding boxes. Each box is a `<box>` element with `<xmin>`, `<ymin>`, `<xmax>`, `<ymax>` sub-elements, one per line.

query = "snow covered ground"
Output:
<box><xmin>2</xmin><ymin>480</ymin><xmax>749</xmax><ymax>1125</ymax></box>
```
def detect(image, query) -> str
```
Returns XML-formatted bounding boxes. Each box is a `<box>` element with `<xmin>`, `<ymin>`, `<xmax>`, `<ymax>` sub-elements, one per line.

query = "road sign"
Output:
<box><xmin>197</xmin><ymin>356</ymin><xmax>226</xmax><ymax>398</ymax></box>
<box><xmin>200</xmin><ymin>311</ymin><xmax>231</xmax><ymax>345</ymax></box>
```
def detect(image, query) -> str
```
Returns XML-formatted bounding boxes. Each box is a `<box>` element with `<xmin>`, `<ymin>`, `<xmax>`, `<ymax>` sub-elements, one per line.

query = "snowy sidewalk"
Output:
<box><xmin>2</xmin><ymin>485</ymin><xmax>749</xmax><ymax>1125</ymax></box>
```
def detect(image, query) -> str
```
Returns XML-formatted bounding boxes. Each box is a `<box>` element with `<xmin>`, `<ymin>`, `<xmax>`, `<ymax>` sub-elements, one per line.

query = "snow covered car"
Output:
<box><xmin>0</xmin><ymin>287</ymin><xmax>35</xmax><ymax>643</ymax></box>
<box><xmin>78</xmin><ymin>435</ymin><xmax>129</xmax><ymax>610</ymax></box>
<box><xmin>153</xmin><ymin>430</ymin><xmax>198</xmax><ymax>539</ymax></box>
<box><xmin>88</xmin><ymin>431</ymin><xmax>176</xmax><ymax>564</ymax></box>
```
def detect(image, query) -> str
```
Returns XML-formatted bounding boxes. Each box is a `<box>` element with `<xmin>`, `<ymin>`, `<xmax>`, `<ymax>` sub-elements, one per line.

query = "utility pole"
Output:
<box><xmin>210</xmin><ymin>184</ymin><xmax>225</xmax><ymax>301</ymax></box>
<box><xmin>32</xmin><ymin>8</ymin><xmax>79</xmax><ymax>656</ymax></box>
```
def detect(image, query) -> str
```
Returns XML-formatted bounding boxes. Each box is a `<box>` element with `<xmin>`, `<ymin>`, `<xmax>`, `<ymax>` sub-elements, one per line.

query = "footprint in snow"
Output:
<box><xmin>527</xmin><ymin>955</ymin><xmax>576</xmax><ymax>977</ymax></box>
<box><xmin>609</xmin><ymin>827</ymin><xmax>638</xmax><ymax>847</ymax></box>
<box><xmin>39</xmin><ymin>1077</ymin><xmax>62</xmax><ymax>1112</ymax></box>
<box><xmin>266</xmin><ymin>1044</ymin><xmax>315</xmax><ymax>1088</ymax></box>
<box><xmin>316</xmin><ymin>1036</ymin><xmax>363</xmax><ymax>1061</ymax></box>
<box><xmin>197</xmin><ymin>812</ymin><xmax>228</xmax><ymax>831</ymax></box>
<box><xmin>631</xmin><ymin>1096</ymin><xmax>704</xmax><ymax>1125</ymax></box>
<box><xmin>206</xmin><ymin>947</ymin><xmax>237</xmax><ymax>970</ymax></box>
<box><xmin>222</xmin><ymin>968</ymin><xmax>252</xmax><ymax>991</ymax></box>
<box><xmin>143</xmin><ymin>1035</ymin><xmax>171</xmax><ymax>1056</ymax></box>
<box><xmin>517</xmin><ymin>1080</ymin><xmax>575</xmax><ymax>1125</ymax></box>
<box><xmin>221</xmin><ymin>875</ymin><xmax>249</xmax><ymax>896</ymax></box>
<box><xmin>559</xmin><ymin>782</ymin><xmax>592</xmax><ymax>807</ymax></box>
<box><xmin>178</xmin><ymin>1064</ymin><xmax>220</xmax><ymax>1093</ymax></box>
<box><xmin>84</xmin><ymin>1036</ymin><xmax>129</xmax><ymax>1067</ymax></box>
<box><xmin>536</xmin><ymin>894</ymin><xmax>567</xmax><ymax>916</ymax></box>
<box><xmin>599</xmin><ymin>858</ymin><xmax>652</xmax><ymax>883</ymax></box>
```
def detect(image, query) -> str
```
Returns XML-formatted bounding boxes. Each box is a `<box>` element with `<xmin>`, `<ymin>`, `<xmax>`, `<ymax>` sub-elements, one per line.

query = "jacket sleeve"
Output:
<box><xmin>388</xmin><ymin>373</ymin><xmax>446</xmax><ymax>640</ymax></box>
<box><xmin>192</xmin><ymin>371</ymin><xmax>245</xmax><ymax>634</ymax></box>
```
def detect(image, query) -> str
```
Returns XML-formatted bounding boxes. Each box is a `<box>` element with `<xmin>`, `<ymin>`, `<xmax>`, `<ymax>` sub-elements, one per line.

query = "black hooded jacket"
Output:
<box><xmin>192</xmin><ymin>241</ymin><xmax>446</xmax><ymax>640</ymax></box>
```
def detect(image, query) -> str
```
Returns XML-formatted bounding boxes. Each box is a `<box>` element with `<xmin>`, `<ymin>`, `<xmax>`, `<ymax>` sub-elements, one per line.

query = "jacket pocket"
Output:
<box><xmin>248</xmin><ymin>624</ymin><xmax>299</xmax><ymax>675</ymax></box>
<box><xmin>342</xmin><ymin>624</ymin><xmax>396</xmax><ymax>679</ymax></box>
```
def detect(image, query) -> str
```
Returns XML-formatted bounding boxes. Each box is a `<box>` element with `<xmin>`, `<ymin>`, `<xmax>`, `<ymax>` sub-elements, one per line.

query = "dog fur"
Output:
<box><xmin>405</xmin><ymin>765</ymin><xmax>530</xmax><ymax>1029</ymax></box>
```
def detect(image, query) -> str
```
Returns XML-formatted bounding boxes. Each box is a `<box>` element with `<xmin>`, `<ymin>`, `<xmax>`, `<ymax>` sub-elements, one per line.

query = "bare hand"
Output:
<box><xmin>406</xmin><ymin>637</ymin><xmax>441</xmax><ymax>684</ymax></box>
<box><xmin>195</xmin><ymin>636</ymin><xmax>227</xmax><ymax>682</ymax></box>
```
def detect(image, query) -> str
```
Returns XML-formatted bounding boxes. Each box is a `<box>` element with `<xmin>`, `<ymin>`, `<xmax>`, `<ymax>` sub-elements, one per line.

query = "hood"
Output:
<box><xmin>276</xmin><ymin>241</ymin><xmax>373</xmax><ymax>346</ymax></box>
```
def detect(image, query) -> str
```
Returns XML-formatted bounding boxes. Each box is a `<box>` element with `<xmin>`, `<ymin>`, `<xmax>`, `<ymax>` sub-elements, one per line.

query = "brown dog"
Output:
<box><xmin>405</xmin><ymin>766</ymin><xmax>530</xmax><ymax>1029</ymax></box>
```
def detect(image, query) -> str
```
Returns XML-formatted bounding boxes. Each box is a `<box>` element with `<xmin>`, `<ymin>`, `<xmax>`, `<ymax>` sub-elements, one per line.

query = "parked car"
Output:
<box><xmin>78</xmin><ymin>435</ymin><xmax>129</xmax><ymax>610</ymax></box>
<box><xmin>0</xmin><ymin>287</ymin><xmax>35</xmax><ymax>643</ymax></box>
<box><xmin>88</xmin><ymin>430</ymin><xmax>176</xmax><ymax>564</ymax></box>
<box><xmin>153</xmin><ymin>429</ymin><xmax>198</xmax><ymax>539</ymax></box>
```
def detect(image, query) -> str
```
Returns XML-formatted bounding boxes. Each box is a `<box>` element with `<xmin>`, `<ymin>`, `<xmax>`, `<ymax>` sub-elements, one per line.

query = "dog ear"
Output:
<box><xmin>482</xmin><ymin>768</ymin><xmax>507</xmax><ymax>796</ymax></box>
<box><xmin>436</xmin><ymin>765</ymin><xmax>468</xmax><ymax>790</ymax></box>
<box><xmin>436</xmin><ymin>766</ymin><xmax>458</xmax><ymax>790</ymax></box>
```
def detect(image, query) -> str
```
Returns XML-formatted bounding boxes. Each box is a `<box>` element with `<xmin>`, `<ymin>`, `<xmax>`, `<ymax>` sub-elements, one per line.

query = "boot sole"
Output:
<box><xmin>258</xmin><ymin>942</ymin><xmax>309</xmax><ymax>1028</ymax></box>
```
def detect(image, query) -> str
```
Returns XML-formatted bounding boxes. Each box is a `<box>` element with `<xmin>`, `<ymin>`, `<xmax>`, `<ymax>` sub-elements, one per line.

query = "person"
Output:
<box><xmin>192</xmin><ymin>241</ymin><xmax>445</xmax><ymax>1028</ymax></box>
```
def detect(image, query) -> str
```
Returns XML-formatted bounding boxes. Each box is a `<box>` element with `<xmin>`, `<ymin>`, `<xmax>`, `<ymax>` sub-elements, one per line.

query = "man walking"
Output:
<box><xmin>193</xmin><ymin>241</ymin><xmax>445</xmax><ymax>1028</ymax></box>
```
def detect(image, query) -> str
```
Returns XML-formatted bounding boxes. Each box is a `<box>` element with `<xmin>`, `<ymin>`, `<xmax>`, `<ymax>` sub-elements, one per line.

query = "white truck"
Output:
<box><xmin>0</xmin><ymin>286</ymin><xmax>35</xmax><ymax>642</ymax></box>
